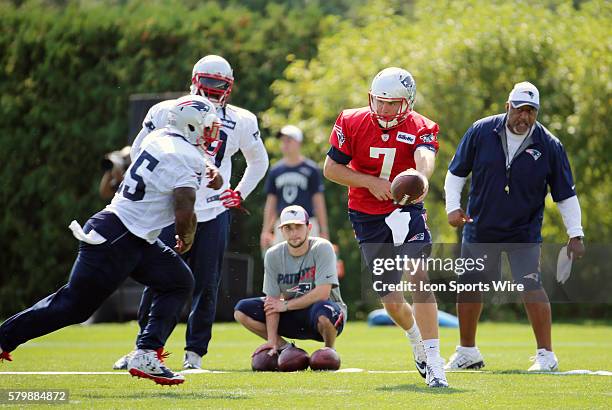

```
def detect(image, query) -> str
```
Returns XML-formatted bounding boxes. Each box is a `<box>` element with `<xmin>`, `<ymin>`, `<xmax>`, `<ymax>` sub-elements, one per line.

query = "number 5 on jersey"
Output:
<box><xmin>122</xmin><ymin>150</ymin><xmax>159</xmax><ymax>201</ymax></box>
<box><xmin>370</xmin><ymin>147</ymin><xmax>396</xmax><ymax>180</ymax></box>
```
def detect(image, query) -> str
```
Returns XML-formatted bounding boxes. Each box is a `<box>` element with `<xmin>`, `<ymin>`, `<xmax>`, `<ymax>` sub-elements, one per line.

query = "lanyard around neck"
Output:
<box><xmin>500</xmin><ymin>125</ymin><xmax>534</xmax><ymax>194</ymax></box>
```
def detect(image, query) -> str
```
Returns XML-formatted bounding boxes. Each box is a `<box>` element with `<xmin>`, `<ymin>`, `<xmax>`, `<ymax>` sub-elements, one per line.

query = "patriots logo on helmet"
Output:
<box><xmin>144</xmin><ymin>120</ymin><xmax>155</xmax><ymax>131</ymax></box>
<box><xmin>400</xmin><ymin>75</ymin><xmax>412</xmax><ymax>89</ymax></box>
<box><xmin>525</xmin><ymin>149</ymin><xmax>542</xmax><ymax>161</ymax></box>
<box><xmin>177</xmin><ymin>99</ymin><xmax>211</xmax><ymax>112</ymax></box>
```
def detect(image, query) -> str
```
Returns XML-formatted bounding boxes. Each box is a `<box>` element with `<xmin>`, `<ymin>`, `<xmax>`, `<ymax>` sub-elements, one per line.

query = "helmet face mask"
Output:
<box><xmin>190</xmin><ymin>55</ymin><xmax>234</xmax><ymax>108</ymax></box>
<box><xmin>201</xmin><ymin>114</ymin><xmax>222</xmax><ymax>156</ymax></box>
<box><xmin>369</xmin><ymin>94</ymin><xmax>410</xmax><ymax>130</ymax></box>
<box><xmin>192</xmin><ymin>73</ymin><xmax>233</xmax><ymax>107</ymax></box>
<box><xmin>368</xmin><ymin>67</ymin><xmax>416</xmax><ymax>129</ymax></box>
<box><xmin>168</xmin><ymin>96</ymin><xmax>222</xmax><ymax>156</ymax></box>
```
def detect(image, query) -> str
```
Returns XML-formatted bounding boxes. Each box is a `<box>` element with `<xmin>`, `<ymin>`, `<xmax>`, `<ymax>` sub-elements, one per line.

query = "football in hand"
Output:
<box><xmin>309</xmin><ymin>347</ymin><xmax>341</xmax><ymax>371</ymax></box>
<box><xmin>278</xmin><ymin>344</ymin><xmax>310</xmax><ymax>372</ymax></box>
<box><xmin>251</xmin><ymin>348</ymin><xmax>279</xmax><ymax>372</ymax></box>
<box><xmin>390</xmin><ymin>169</ymin><xmax>429</xmax><ymax>205</ymax></box>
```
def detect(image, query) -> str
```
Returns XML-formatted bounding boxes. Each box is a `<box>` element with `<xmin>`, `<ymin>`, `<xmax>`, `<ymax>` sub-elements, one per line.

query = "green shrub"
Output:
<box><xmin>0</xmin><ymin>0</ymin><xmax>332</xmax><ymax>316</ymax></box>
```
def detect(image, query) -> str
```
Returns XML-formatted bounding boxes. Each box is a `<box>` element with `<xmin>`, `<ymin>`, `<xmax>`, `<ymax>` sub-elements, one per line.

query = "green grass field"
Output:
<box><xmin>1</xmin><ymin>321</ymin><xmax>610</xmax><ymax>409</ymax></box>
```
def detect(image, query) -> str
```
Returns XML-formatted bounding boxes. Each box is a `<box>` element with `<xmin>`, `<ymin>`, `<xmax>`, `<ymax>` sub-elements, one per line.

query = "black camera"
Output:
<box><xmin>101</xmin><ymin>146</ymin><xmax>131</xmax><ymax>172</ymax></box>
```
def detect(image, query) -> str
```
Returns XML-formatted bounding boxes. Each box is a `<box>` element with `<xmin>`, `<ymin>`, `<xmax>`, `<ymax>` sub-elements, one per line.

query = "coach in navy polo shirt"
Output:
<box><xmin>443</xmin><ymin>82</ymin><xmax>585</xmax><ymax>372</ymax></box>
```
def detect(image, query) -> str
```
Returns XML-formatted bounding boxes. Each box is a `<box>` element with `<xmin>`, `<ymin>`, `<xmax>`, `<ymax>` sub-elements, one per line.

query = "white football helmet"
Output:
<box><xmin>369</xmin><ymin>67</ymin><xmax>416</xmax><ymax>129</ymax></box>
<box><xmin>167</xmin><ymin>95</ymin><xmax>222</xmax><ymax>156</ymax></box>
<box><xmin>190</xmin><ymin>55</ymin><xmax>234</xmax><ymax>107</ymax></box>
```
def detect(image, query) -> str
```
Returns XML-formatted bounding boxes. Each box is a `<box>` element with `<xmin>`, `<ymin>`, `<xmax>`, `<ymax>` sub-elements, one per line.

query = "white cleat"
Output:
<box><xmin>128</xmin><ymin>349</ymin><xmax>185</xmax><ymax>385</ymax></box>
<box><xmin>183</xmin><ymin>350</ymin><xmax>202</xmax><ymax>370</ymax></box>
<box><xmin>425</xmin><ymin>357</ymin><xmax>449</xmax><ymax>388</ymax></box>
<box><xmin>411</xmin><ymin>341</ymin><xmax>427</xmax><ymax>378</ymax></box>
<box><xmin>445</xmin><ymin>346</ymin><xmax>485</xmax><ymax>370</ymax></box>
<box><xmin>528</xmin><ymin>349</ymin><xmax>558</xmax><ymax>372</ymax></box>
<box><xmin>112</xmin><ymin>350</ymin><xmax>136</xmax><ymax>370</ymax></box>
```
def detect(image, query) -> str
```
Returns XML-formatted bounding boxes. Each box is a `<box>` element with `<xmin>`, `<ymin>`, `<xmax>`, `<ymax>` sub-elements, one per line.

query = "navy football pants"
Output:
<box><xmin>349</xmin><ymin>207</ymin><xmax>432</xmax><ymax>297</ymax></box>
<box><xmin>0</xmin><ymin>212</ymin><xmax>194</xmax><ymax>353</ymax></box>
<box><xmin>136</xmin><ymin>210</ymin><xmax>230</xmax><ymax>356</ymax></box>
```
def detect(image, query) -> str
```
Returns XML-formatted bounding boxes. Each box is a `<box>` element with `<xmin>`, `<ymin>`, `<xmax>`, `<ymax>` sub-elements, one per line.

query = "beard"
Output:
<box><xmin>288</xmin><ymin>236</ymin><xmax>308</xmax><ymax>249</ymax></box>
<box><xmin>510</xmin><ymin>123</ymin><xmax>530</xmax><ymax>135</ymax></box>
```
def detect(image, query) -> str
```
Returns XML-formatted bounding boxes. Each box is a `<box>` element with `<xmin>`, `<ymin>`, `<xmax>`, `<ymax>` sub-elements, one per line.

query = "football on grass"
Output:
<box><xmin>278</xmin><ymin>345</ymin><xmax>310</xmax><ymax>372</ymax></box>
<box><xmin>390</xmin><ymin>169</ymin><xmax>429</xmax><ymax>205</ymax></box>
<box><xmin>251</xmin><ymin>348</ymin><xmax>279</xmax><ymax>372</ymax></box>
<box><xmin>309</xmin><ymin>347</ymin><xmax>341</xmax><ymax>371</ymax></box>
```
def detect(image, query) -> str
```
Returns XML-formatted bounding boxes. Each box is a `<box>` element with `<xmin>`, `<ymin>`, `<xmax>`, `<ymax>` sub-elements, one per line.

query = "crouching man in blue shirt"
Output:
<box><xmin>443</xmin><ymin>82</ymin><xmax>585</xmax><ymax>372</ymax></box>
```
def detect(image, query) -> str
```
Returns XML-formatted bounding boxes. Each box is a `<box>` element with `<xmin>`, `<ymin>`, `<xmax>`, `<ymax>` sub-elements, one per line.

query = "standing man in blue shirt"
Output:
<box><xmin>261</xmin><ymin>125</ymin><xmax>329</xmax><ymax>251</ymax></box>
<box><xmin>443</xmin><ymin>82</ymin><xmax>585</xmax><ymax>372</ymax></box>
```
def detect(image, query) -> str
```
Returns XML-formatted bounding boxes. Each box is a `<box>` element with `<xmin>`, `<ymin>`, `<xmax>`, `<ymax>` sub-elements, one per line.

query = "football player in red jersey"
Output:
<box><xmin>324</xmin><ymin>67</ymin><xmax>448</xmax><ymax>388</ymax></box>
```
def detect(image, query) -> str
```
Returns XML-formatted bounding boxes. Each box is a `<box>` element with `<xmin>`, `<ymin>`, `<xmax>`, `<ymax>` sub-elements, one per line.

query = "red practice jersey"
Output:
<box><xmin>327</xmin><ymin>107</ymin><xmax>439</xmax><ymax>215</ymax></box>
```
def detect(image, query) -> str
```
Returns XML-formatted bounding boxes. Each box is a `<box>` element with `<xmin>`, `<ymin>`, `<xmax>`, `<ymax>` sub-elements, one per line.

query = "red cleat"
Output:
<box><xmin>127</xmin><ymin>349</ymin><xmax>184</xmax><ymax>386</ymax></box>
<box><xmin>0</xmin><ymin>351</ymin><xmax>12</xmax><ymax>362</ymax></box>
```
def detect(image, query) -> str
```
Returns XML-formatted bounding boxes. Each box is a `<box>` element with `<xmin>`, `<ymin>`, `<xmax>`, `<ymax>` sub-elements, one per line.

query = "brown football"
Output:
<box><xmin>390</xmin><ymin>169</ymin><xmax>429</xmax><ymax>205</ymax></box>
<box><xmin>309</xmin><ymin>347</ymin><xmax>341</xmax><ymax>371</ymax></box>
<box><xmin>251</xmin><ymin>348</ymin><xmax>279</xmax><ymax>372</ymax></box>
<box><xmin>278</xmin><ymin>345</ymin><xmax>310</xmax><ymax>372</ymax></box>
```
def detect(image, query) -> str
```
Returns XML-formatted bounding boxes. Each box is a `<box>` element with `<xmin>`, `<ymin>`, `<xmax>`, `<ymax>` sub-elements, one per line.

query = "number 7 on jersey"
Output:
<box><xmin>370</xmin><ymin>147</ymin><xmax>396</xmax><ymax>180</ymax></box>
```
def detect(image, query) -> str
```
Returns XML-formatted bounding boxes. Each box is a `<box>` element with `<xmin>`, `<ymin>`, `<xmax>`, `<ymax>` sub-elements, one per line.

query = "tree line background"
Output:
<box><xmin>0</xmin><ymin>0</ymin><xmax>609</xmax><ymax>320</ymax></box>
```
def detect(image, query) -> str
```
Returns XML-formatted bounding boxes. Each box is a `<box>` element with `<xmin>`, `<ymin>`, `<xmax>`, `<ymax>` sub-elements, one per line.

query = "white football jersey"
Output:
<box><xmin>107</xmin><ymin>129</ymin><xmax>205</xmax><ymax>243</ymax></box>
<box><xmin>130</xmin><ymin>99</ymin><xmax>176</xmax><ymax>161</ymax></box>
<box><xmin>131</xmin><ymin>100</ymin><xmax>268</xmax><ymax>223</ymax></box>
<box><xmin>196</xmin><ymin>103</ymin><xmax>268</xmax><ymax>221</ymax></box>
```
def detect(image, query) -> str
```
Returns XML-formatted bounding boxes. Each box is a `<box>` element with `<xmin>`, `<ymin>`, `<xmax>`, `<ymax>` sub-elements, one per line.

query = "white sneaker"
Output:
<box><xmin>183</xmin><ymin>350</ymin><xmax>202</xmax><ymax>370</ymax></box>
<box><xmin>411</xmin><ymin>341</ymin><xmax>427</xmax><ymax>378</ymax></box>
<box><xmin>112</xmin><ymin>350</ymin><xmax>136</xmax><ymax>370</ymax></box>
<box><xmin>128</xmin><ymin>349</ymin><xmax>185</xmax><ymax>385</ymax></box>
<box><xmin>445</xmin><ymin>346</ymin><xmax>485</xmax><ymax>370</ymax></box>
<box><xmin>528</xmin><ymin>349</ymin><xmax>558</xmax><ymax>372</ymax></box>
<box><xmin>425</xmin><ymin>357</ymin><xmax>449</xmax><ymax>388</ymax></box>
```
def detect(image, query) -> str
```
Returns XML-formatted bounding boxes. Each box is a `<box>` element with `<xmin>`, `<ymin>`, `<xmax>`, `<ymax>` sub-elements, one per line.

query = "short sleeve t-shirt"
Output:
<box><xmin>263</xmin><ymin>237</ymin><xmax>347</xmax><ymax>321</ymax></box>
<box><xmin>264</xmin><ymin>159</ymin><xmax>323</xmax><ymax>217</ymax></box>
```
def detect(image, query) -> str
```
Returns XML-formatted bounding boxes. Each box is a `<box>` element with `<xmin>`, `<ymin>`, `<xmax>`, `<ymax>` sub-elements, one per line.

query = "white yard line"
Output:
<box><xmin>0</xmin><ymin>369</ymin><xmax>609</xmax><ymax>376</ymax></box>
<box><xmin>0</xmin><ymin>371</ymin><xmax>126</xmax><ymax>375</ymax></box>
